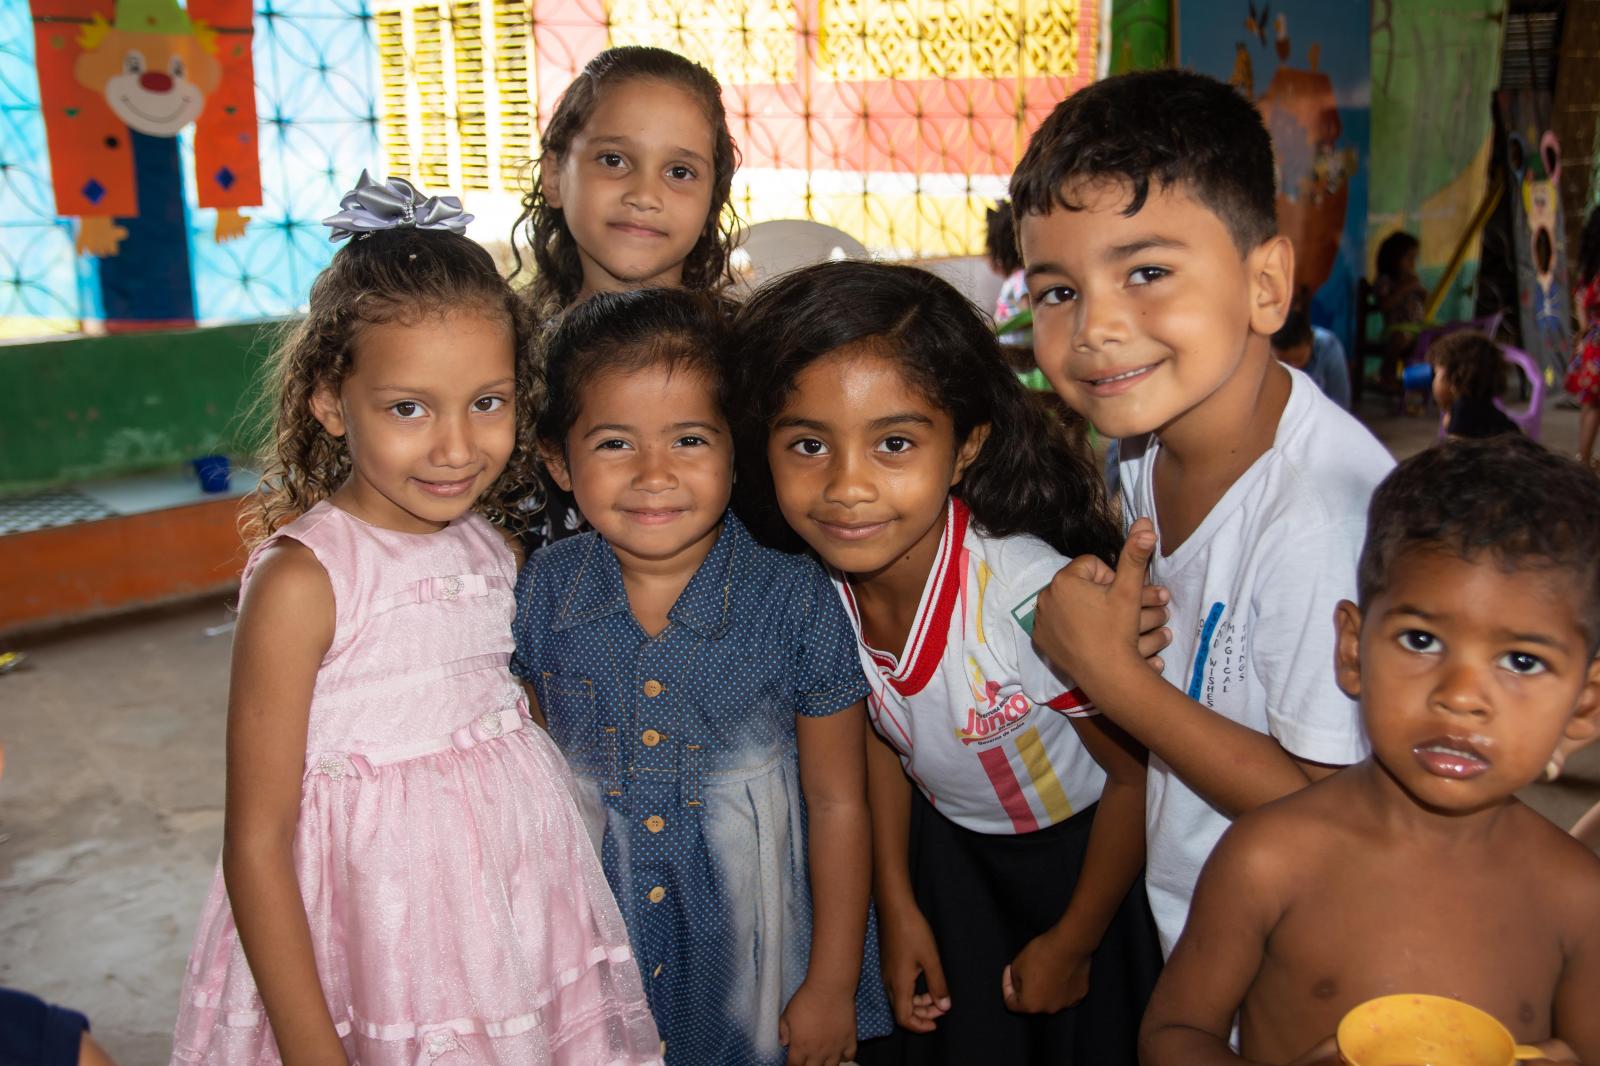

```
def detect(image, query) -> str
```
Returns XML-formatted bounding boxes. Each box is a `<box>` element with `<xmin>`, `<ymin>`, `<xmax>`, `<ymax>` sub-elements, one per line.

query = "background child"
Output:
<box><xmin>1011</xmin><ymin>69</ymin><xmax>1394</xmax><ymax>957</ymax></box>
<box><xmin>732</xmin><ymin>260</ymin><xmax>1165</xmax><ymax>1064</ymax></box>
<box><xmin>1564</xmin><ymin>206</ymin><xmax>1600</xmax><ymax>467</ymax></box>
<box><xmin>510</xmin><ymin>288</ymin><xmax>890</xmax><ymax>1066</ymax></box>
<box><xmin>1429</xmin><ymin>329</ymin><xmax>1519</xmax><ymax>439</ymax></box>
<box><xmin>1270</xmin><ymin>306</ymin><xmax>1351</xmax><ymax>411</ymax></box>
<box><xmin>986</xmin><ymin>198</ymin><xmax>1032</xmax><ymax>356</ymax></box>
<box><xmin>509</xmin><ymin>44</ymin><xmax>742</xmax><ymax>548</ymax></box>
<box><xmin>1374</xmin><ymin>230</ymin><xmax>1426</xmax><ymax>388</ymax></box>
<box><xmin>1141</xmin><ymin>437</ymin><xmax>1600</xmax><ymax>1066</ymax></box>
<box><xmin>171</xmin><ymin>174</ymin><xmax>661</xmax><ymax>1065</ymax></box>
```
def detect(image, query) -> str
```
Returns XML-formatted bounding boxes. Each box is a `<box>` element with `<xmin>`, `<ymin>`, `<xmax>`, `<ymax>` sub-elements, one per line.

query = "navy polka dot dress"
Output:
<box><xmin>512</xmin><ymin>512</ymin><xmax>893</xmax><ymax>1064</ymax></box>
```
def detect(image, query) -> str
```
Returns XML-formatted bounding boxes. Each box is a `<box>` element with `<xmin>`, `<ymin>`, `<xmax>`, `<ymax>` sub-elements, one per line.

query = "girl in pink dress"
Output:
<box><xmin>169</xmin><ymin>173</ymin><xmax>661</xmax><ymax>1066</ymax></box>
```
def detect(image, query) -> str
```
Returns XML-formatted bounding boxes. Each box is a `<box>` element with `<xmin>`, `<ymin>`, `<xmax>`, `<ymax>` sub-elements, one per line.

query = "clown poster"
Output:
<box><xmin>29</xmin><ymin>0</ymin><xmax>261</xmax><ymax>329</ymax></box>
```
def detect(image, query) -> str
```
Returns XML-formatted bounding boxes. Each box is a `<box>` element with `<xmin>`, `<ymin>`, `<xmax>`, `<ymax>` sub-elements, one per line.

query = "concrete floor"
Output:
<box><xmin>2</xmin><ymin>398</ymin><xmax>1595</xmax><ymax>1065</ymax></box>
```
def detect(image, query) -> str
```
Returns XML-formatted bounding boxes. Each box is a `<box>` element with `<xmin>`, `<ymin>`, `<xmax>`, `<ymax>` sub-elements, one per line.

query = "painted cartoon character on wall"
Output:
<box><xmin>31</xmin><ymin>0</ymin><xmax>260</xmax><ymax>328</ymax></box>
<box><xmin>1497</xmin><ymin>90</ymin><xmax>1571</xmax><ymax>380</ymax></box>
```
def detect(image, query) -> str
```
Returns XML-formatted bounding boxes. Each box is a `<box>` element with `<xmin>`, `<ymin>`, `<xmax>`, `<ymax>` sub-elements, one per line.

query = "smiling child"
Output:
<box><xmin>1140</xmin><ymin>437</ymin><xmax>1600</xmax><ymax>1066</ymax></box>
<box><xmin>1012</xmin><ymin>69</ymin><xmax>1395</xmax><ymax>957</ymax></box>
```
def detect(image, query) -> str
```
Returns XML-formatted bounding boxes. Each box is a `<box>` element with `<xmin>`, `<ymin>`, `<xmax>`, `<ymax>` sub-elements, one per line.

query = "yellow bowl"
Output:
<box><xmin>1337</xmin><ymin>994</ymin><xmax>1543</xmax><ymax>1066</ymax></box>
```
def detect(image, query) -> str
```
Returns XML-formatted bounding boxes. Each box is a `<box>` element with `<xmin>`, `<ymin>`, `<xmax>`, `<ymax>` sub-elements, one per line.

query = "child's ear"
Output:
<box><xmin>1565</xmin><ymin>656</ymin><xmax>1600</xmax><ymax>743</ymax></box>
<box><xmin>541</xmin><ymin>445</ymin><xmax>573</xmax><ymax>493</ymax></box>
<box><xmin>1333</xmin><ymin>599</ymin><xmax>1363</xmax><ymax>700</ymax></box>
<box><xmin>539</xmin><ymin>152</ymin><xmax>563</xmax><ymax>210</ymax></box>
<box><xmin>309</xmin><ymin>382</ymin><xmax>346</xmax><ymax>438</ymax></box>
<box><xmin>1247</xmin><ymin>235</ymin><xmax>1296</xmax><ymax>338</ymax></box>
<box><xmin>951</xmin><ymin>423</ymin><xmax>991</xmax><ymax>486</ymax></box>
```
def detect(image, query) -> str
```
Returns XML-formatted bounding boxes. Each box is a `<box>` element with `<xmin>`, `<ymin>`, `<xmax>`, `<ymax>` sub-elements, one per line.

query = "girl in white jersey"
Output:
<box><xmin>730</xmin><ymin>261</ymin><xmax>1165</xmax><ymax>1064</ymax></box>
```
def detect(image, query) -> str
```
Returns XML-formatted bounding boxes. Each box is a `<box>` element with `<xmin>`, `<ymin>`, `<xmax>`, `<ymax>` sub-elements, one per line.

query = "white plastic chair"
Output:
<box><xmin>733</xmin><ymin>220</ymin><xmax>868</xmax><ymax>290</ymax></box>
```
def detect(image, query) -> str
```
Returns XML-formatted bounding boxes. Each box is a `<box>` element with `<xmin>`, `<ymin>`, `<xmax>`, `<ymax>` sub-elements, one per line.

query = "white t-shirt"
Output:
<box><xmin>1117</xmin><ymin>365</ymin><xmax>1393</xmax><ymax>954</ymax></box>
<box><xmin>834</xmin><ymin>498</ymin><xmax>1106</xmax><ymax>835</ymax></box>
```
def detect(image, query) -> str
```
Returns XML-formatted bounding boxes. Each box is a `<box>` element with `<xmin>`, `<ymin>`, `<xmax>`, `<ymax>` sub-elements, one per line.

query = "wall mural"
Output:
<box><xmin>1179</xmin><ymin>0</ymin><xmax>1370</xmax><ymax>352</ymax></box>
<box><xmin>1366</xmin><ymin>0</ymin><xmax>1502</xmax><ymax>325</ymax></box>
<box><xmin>1497</xmin><ymin>89</ymin><xmax>1571</xmax><ymax>378</ymax></box>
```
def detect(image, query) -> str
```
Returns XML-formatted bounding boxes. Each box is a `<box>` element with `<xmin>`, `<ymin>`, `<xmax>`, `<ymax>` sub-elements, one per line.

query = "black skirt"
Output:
<box><xmin>857</xmin><ymin>788</ymin><xmax>1161</xmax><ymax>1066</ymax></box>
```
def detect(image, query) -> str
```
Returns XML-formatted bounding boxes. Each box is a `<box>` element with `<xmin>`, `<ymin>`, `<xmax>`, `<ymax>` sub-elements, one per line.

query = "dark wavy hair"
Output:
<box><xmin>1010</xmin><ymin>69</ymin><xmax>1277</xmax><ymax>254</ymax></box>
<box><xmin>1428</xmin><ymin>330</ymin><xmax>1504</xmax><ymax>402</ymax></box>
<box><xmin>1358</xmin><ymin>435</ymin><xmax>1600</xmax><ymax>649</ymax></box>
<box><xmin>1578</xmin><ymin>205</ymin><xmax>1600</xmax><ymax>286</ymax></box>
<box><xmin>537</xmin><ymin>287</ymin><xmax>731</xmax><ymax>454</ymax></box>
<box><xmin>242</xmin><ymin>226</ymin><xmax>537</xmax><ymax>545</ymax></box>
<box><xmin>1376</xmin><ymin>231</ymin><xmax>1420</xmax><ymax>280</ymax></box>
<box><xmin>985</xmin><ymin>199</ymin><xmax>1022</xmax><ymax>275</ymax></box>
<box><xmin>509</xmin><ymin>46</ymin><xmax>741</xmax><ymax>318</ymax></box>
<box><xmin>728</xmin><ymin>260</ymin><xmax>1120</xmax><ymax>562</ymax></box>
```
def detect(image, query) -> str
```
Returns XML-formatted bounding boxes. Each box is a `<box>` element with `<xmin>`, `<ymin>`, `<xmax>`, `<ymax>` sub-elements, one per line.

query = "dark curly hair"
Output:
<box><xmin>1428</xmin><ymin>330</ymin><xmax>1504</xmax><ymax>403</ymax></box>
<box><xmin>985</xmin><ymin>199</ymin><xmax>1022</xmax><ymax>275</ymax></box>
<box><xmin>536</xmin><ymin>287</ymin><xmax>731</xmax><ymax>454</ymax></box>
<box><xmin>241</xmin><ymin>225</ymin><xmax>537</xmax><ymax>545</ymax></box>
<box><xmin>1375</xmin><ymin>231</ymin><xmax>1420</xmax><ymax>281</ymax></box>
<box><xmin>1010</xmin><ymin>69</ymin><xmax>1277</xmax><ymax>254</ymax></box>
<box><xmin>509</xmin><ymin>46</ymin><xmax>741</xmax><ymax>318</ymax></box>
<box><xmin>728</xmin><ymin>260</ymin><xmax>1121</xmax><ymax>562</ymax></box>
<box><xmin>1358</xmin><ymin>435</ymin><xmax>1600</xmax><ymax>648</ymax></box>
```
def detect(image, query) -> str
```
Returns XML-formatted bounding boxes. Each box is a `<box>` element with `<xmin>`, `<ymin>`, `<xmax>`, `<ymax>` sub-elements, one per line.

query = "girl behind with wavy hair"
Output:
<box><xmin>509</xmin><ymin>45</ymin><xmax>740</xmax><ymax>318</ymax></box>
<box><xmin>731</xmin><ymin>260</ymin><xmax>1164</xmax><ymax>1063</ymax></box>
<box><xmin>175</xmin><ymin>175</ymin><xmax>662</xmax><ymax>1065</ymax></box>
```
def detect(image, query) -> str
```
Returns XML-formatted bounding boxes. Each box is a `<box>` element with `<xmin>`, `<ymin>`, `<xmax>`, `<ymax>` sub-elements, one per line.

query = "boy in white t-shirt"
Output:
<box><xmin>1012</xmin><ymin>69</ymin><xmax>1394</xmax><ymax>954</ymax></box>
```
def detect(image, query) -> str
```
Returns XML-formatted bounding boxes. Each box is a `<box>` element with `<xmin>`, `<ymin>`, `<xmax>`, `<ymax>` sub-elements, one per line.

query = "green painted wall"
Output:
<box><xmin>1368</xmin><ymin>0</ymin><xmax>1505</xmax><ymax>321</ymax></box>
<box><xmin>0</xmin><ymin>322</ymin><xmax>279</xmax><ymax>494</ymax></box>
<box><xmin>1110</xmin><ymin>0</ymin><xmax>1171</xmax><ymax>74</ymax></box>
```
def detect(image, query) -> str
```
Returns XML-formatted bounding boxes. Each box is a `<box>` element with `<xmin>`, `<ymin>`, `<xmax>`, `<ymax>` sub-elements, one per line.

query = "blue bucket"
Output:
<box><xmin>1402</xmin><ymin>363</ymin><xmax>1433</xmax><ymax>391</ymax></box>
<box><xmin>192</xmin><ymin>454</ymin><xmax>232</xmax><ymax>493</ymax></box>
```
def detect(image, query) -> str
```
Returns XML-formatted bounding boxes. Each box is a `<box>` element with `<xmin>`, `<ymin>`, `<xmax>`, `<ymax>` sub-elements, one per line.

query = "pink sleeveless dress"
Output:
<box><xmin>170</xmin><ymin>501</ymin><xmax>661</xmax><ymax>1066</ymax></box>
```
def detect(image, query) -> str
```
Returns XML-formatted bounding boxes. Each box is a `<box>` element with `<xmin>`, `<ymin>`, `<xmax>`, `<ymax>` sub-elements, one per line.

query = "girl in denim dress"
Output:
<box><xmin>511</xmin><ymin>289</ymin><xmax>892</xmax><ymax>1065</ymax></box>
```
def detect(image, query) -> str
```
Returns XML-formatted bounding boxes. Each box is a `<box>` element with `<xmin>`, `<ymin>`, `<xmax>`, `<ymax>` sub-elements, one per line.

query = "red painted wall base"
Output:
<box><xmin>0</xmin><ymin>498</ymin><xmax>246</xmax><ymax>637</ymax></box>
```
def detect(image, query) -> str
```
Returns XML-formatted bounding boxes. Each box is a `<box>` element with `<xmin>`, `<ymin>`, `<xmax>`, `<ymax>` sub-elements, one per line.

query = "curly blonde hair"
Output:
<box><xmin>241</xmin><ymin>227</ymin><xmax>541</xmax><ymax>547</ymax></box>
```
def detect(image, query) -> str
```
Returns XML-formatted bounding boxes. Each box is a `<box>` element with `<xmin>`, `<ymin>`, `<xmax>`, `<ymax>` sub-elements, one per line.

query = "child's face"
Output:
<box><xmin>1018</xmin><ymin>179</ymin><xmax>1291</xmax><ymax>439</ymax></box>
<box><xmin>545</xmin><ymin>363</ymin><xmax>732</xmax><ymax>572</ymax></box>
<box><xmin>541</xmin><ymin>77</ymin><xmax>717</xmax><ymax>299</ymax></box>
<box><xmin>1431</xmin><ymin>365</ymin><xmax>1454</xmax><ymax>409</ymax></box>
<box><xmin>1336</xmin><ymin>548</ymin><xmax>1600</xmax><ymax>814</ymax></box>
<box><xmin>310</xmin><ymin>312</ymin><xmax>516</xmax><ymax>534</ymax></box>
<box><xmin>767</xmin><ymin>345</ymin><xmax>984</xmax><ymax>583</ymax></box>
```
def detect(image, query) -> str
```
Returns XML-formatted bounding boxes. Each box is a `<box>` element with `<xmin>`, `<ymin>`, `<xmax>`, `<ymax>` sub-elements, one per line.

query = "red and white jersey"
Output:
<box><xmin>834</xmin><ymin>499</ymin><xmax>1106</xmax><ymax>835</ymax></box>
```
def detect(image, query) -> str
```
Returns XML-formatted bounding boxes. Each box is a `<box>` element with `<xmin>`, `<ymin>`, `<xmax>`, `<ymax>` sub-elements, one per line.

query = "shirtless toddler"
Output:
<box><xmin>1139</xmin><ymin>436</ymin><xmax>1600</xmax><ymax>1066</ymax></box>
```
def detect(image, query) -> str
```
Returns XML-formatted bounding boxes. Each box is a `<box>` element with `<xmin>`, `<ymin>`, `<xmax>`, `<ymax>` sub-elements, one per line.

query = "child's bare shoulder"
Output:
<box><xmin>1505</xmin><ymin>801</ymin><xmax>1600</xmax><ymax>917</ymax></box>
<box><xmin>1206</xmin><ymin>773</ymin><xmax>1364</xmax><ymax>885</ymax></box>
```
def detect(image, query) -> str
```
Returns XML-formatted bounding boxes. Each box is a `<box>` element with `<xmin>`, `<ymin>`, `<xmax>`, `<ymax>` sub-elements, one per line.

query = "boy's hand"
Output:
<box><xmin>778</xmin><ymin>979</ymin><xmax>857</xmax><ymax>1066</ymax></box>
<box><xmin>1064</xmin><ymin>554</ymin><xmax>1171</xmax><ymax>672</ymax></box>
<box><xmin>1002</xmin><ymin>926</ymin><xmax>1091</xmax><ymax>1014</ymax></box>
<box><xmin>880</xmin><ymin>905</ymin><xmax>950</xmax><ymax>1032</ymax></box>
<box><xmin>1034</xmin><ymin>519</ymin><xmax>1160</xmax><ymax>693</ymax></box>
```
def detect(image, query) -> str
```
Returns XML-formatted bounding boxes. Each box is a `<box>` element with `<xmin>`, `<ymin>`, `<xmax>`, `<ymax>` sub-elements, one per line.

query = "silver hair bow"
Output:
<box><xmin>322</xmin><ymin>170</ymin><xmax>474</xmax><ymax>242</ymax></box>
